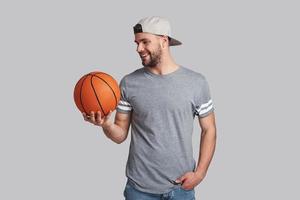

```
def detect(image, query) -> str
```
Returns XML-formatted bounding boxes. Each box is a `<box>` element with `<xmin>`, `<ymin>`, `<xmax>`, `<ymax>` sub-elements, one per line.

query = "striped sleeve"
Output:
<box><xmin>117</xmin><ymin>100</ymin><xmax>132</xmax><ymax>113</ymax></box>
<box><xmin>116</xmin><ymin>77</ymin><xmax>132</xmax><ymax>114</ymax></box>
<box><xmin>194</xmin><ymin>78</ymin><xmax>214</xmax><ymax>117</ymax></box>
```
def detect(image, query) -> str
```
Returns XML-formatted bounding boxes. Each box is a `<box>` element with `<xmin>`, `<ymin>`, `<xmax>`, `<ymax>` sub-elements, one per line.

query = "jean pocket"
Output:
<box><xmin>180</xmin><ymin>186</ymin><xmax>195</xmax><ymax>192</ymax></box>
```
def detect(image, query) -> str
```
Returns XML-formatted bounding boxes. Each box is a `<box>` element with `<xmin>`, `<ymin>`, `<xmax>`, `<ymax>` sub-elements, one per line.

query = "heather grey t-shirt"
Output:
<box><xmin>117</xmin><ymin>66</ymin><xmax>214</xmax><ymax>194</ymax></box>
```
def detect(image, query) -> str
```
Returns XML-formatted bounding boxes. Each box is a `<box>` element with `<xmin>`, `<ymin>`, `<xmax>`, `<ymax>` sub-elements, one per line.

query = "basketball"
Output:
<box><xmin>73</xmin><ymin>71</ymin><xmax>121</xmax><ymax>116</ymax></box>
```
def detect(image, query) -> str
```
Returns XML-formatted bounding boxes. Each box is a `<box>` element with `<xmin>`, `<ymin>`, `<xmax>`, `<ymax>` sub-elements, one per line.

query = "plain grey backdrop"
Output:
<box><xmin>1</xmin><ymin>0</ymin><xmax>299</xmax><ymax>199</ymax></box>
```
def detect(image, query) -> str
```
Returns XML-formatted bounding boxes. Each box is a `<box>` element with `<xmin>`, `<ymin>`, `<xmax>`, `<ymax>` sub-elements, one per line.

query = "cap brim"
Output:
<box><xmin>169</xmin><ymin>37</ymin><xmax>182</xmax><ymax>46</ymax></box>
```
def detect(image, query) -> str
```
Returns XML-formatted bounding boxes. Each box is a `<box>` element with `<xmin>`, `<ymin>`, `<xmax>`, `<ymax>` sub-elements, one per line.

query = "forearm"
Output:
<box><xmin>102</xmin><ymin>123</ymin><xmax>127</xmax><ymax>144</ymax></box>
<box><xmin>195</xmin><ymin>127</ymin><xmax>217</xmax><ymax>177</ymax></box>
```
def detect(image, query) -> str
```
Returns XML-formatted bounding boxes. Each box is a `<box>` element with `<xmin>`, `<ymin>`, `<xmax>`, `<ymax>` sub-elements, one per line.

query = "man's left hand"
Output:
<box><xmin>175</xmin><ymin>171</ymin><xmax>205</xmax><ymax>190</ymax></box>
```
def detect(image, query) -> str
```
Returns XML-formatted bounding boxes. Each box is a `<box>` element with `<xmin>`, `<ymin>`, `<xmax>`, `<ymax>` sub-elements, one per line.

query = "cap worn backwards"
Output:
<box><xmin>133</xmin><ymin>16</ymin><xmax>182</xmax><ymax>46</ymax></box>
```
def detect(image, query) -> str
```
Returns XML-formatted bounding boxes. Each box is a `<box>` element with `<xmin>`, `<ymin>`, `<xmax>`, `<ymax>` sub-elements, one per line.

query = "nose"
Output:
<box><xmin>136</xmin><ymin>43</ymin><xmax>144</xmax><ymax>53</ymax></box>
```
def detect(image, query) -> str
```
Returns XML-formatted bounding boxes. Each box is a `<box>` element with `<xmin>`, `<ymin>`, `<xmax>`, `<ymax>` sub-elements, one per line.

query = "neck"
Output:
<box><xmin>146</xmin><ymin>54</ymin><xmax>179</xmax><ymax>75</ymax></box>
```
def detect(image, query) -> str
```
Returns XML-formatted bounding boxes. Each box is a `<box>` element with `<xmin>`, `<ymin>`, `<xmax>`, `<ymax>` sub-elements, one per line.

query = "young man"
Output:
<box><xmin>83</xmin><ymin>16</ymin><xmax>216</xmax><ymax>200</ymax></box>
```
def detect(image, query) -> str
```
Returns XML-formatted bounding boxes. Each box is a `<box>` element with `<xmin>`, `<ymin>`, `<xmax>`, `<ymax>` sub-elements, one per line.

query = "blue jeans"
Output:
<box><xmin>123</xmin><ymin>181</ymin><xmax>195</xmax><ymax>200</ymax></box>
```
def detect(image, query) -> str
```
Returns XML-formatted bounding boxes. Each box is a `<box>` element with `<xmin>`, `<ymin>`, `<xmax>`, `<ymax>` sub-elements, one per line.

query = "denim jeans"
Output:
<box><xmin>123</xmin><ymin>181</ymin><xmax>195</xmax><ymax>200</ymax></box>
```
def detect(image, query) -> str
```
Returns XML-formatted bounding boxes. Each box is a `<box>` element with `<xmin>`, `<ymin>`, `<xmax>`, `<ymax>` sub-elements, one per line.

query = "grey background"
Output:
<box><xmin>0</xmin><ymin>0</ymin><xmax>299</xmax><ymax>199</ymax></box>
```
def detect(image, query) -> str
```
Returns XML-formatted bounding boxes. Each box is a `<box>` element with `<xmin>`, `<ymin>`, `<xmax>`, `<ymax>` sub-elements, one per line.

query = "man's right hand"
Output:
<box><xmin>82</xmin><ymin>111</ymin><xmax>113</xmax><ymax>129</ymax></box>
<box><xmin>82</xmin><ymin>110</ymin><xmax>131</xmax><ymax>144</ymax></box>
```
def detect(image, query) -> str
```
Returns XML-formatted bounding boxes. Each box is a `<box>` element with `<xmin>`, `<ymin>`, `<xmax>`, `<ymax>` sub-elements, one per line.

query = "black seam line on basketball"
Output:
<box><xmin>80</xmin><ymin>74</ymin><xmax>89</xmax><ymax>114</ymax></box>
<box><xmin>93</xmin><ymin>74</ymin><xmax>118</xmax><ymax>110</ymax></box>
<box><xmin>90</xmin><ymin>75</ymin><xmax>105</xmax><ymax>115</ymax></box>
<box><xmin>93</xmin><ymin>74</ymin><xmax>118</xmax><ymax>107</ymax></box>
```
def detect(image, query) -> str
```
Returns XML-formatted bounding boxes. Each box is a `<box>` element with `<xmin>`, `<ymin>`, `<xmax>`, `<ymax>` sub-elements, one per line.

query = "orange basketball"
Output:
<box><xmin>73</xmin><ymin>71</ymin><xmax>121</xmax><ymax>116</ymax></box>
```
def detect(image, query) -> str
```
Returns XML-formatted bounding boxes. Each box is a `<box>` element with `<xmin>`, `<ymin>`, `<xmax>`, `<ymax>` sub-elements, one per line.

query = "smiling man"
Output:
<box><xmin>83</xmin><ymin>16</ymin><xmax>217</xmax><ymax>200</ymax></box>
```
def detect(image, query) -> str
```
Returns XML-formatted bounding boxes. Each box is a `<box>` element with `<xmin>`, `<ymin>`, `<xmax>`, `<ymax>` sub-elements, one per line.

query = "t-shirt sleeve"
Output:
<box><xmin>194</xmin><ymin>78</ymin><xmax>214</xmax><ymax>118</ymax></box>
<box><xmin>116</xmin><ymin>77</ymin><xmax>132</xmax><ymax>114</ymax></box>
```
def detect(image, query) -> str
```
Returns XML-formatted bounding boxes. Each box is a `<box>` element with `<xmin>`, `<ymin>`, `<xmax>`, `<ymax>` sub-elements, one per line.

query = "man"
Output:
<box><xmin>83</xmin><ymin>16</ymin><xmax>216</xmax><ymax>200</ymax></box>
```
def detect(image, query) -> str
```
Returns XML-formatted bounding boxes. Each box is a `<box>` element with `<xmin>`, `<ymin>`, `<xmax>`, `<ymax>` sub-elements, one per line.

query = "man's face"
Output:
<box><xmin>134</xmin><ymin>33</ymin><xmax>162</xmax><ymax>68</ymax></box>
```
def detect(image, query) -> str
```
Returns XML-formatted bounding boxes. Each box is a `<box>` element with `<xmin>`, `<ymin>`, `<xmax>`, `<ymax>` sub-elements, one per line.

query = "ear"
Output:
<box><xmin>160</xmin><ymin>35</ymin><xmax>169</xmax><ymax>49</ymax></box>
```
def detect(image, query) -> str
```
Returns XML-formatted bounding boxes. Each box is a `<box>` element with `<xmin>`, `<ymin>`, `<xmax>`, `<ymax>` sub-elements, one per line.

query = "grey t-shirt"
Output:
<box><xmin>117</xmin><ymin>66</ymin><xmax>214</xmax><ymax>194</ymax></box>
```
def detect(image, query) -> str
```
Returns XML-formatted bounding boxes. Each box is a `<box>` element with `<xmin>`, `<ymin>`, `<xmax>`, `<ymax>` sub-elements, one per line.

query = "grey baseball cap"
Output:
<box><xmin>133</xmin><ymin>16</ymin><xmax>182</xmax><ymax>46</ymax></box>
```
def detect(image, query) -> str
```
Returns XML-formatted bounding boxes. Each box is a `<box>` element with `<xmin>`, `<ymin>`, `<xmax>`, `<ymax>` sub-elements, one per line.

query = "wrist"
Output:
<box><xmin>194</xmin><ymin>169</ymin><xmax>206</xmax><ymax>180</ymax></box>
<box><xmin>102</xmin><ymin>122</ymin><xmax>113</xmax><ymax>130</ymax></box>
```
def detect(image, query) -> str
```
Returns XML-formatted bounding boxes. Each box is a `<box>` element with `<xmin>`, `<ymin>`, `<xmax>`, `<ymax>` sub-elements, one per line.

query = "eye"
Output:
<box><xmin>143</xmin><ymin>40</ymin><xmax>150</xmax><ymax>45</ymax></box>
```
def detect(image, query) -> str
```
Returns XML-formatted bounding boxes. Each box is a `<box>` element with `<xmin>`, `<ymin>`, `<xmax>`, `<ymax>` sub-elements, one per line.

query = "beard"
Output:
<box><xmin>141</xmin><ymin>46</ymin><xmax>162</xmax><ymax>68</ymax></box>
